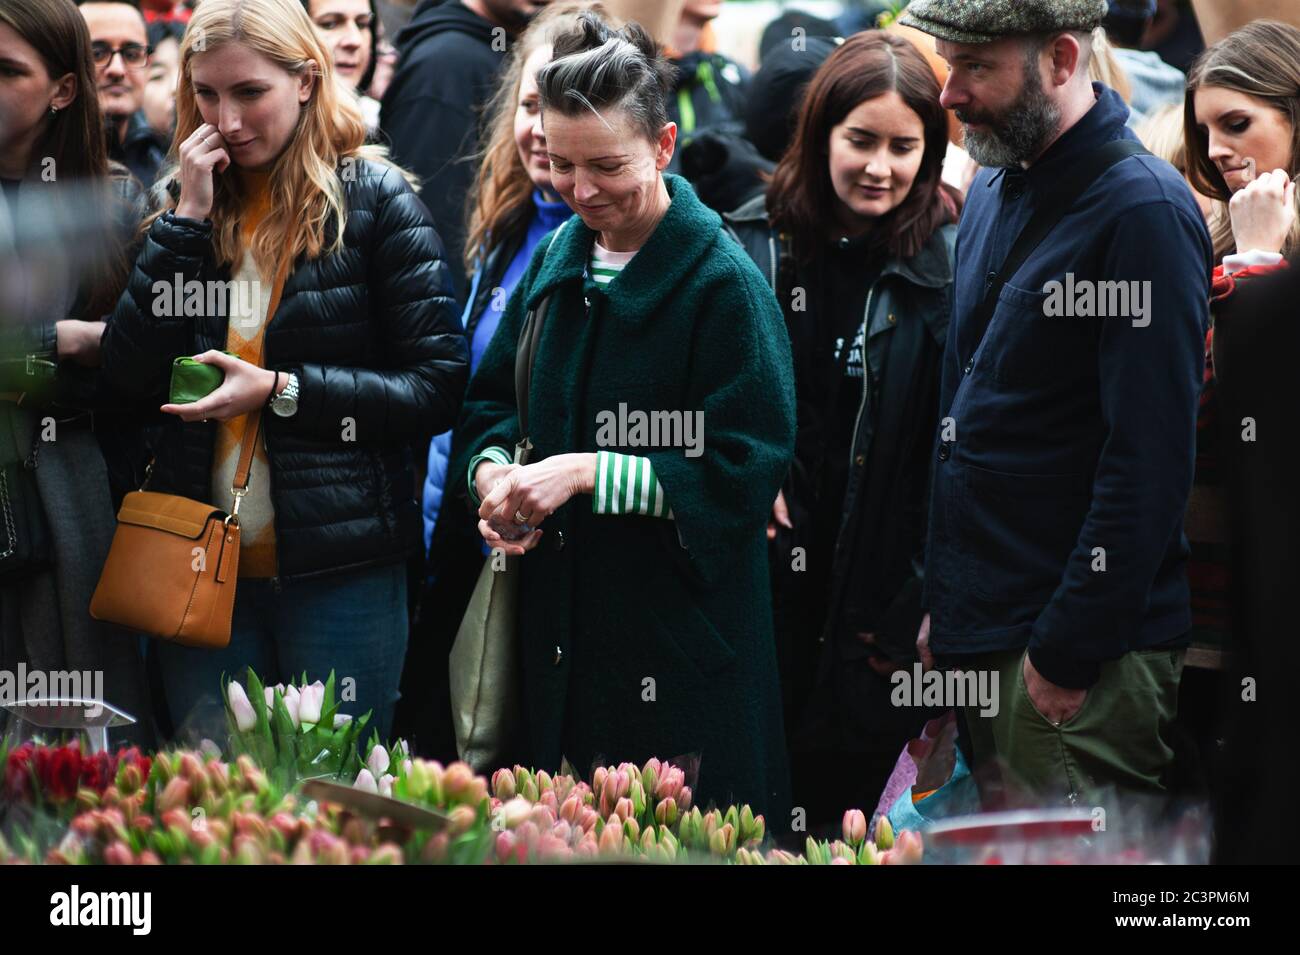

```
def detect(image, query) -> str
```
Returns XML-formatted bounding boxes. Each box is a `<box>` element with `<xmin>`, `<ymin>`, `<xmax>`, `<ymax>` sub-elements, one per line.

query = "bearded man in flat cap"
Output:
<box><xmin>902</xmin><ymin>0</ymin><xmax>1212</xmax><ymax>803</ymax></box>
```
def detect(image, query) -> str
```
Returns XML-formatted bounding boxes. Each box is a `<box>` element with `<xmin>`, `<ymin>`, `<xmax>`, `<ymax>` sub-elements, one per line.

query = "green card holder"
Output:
<box><xmin>168</xmin><ymin>353</ymin><xmax>236</xmax><ymax>404</ymax></box>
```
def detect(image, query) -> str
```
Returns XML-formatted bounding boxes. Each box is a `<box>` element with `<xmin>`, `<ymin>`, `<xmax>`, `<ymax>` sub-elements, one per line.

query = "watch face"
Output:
<box><xmin>272</xmin><ymin>395</ymin><xmax>298</xmax><ymax>417</ymax></box>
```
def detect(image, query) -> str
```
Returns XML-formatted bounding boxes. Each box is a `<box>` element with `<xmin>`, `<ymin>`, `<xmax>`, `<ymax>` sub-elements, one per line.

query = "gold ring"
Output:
<box><xmin>514</xmin><ymin>510</ymin><xmax>530</xmax><ymax>525</ymax></box>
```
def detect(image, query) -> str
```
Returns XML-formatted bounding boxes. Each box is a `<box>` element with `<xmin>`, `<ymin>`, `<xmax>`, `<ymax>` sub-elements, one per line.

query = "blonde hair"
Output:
<box><xmin>1185</xmin><ymin>20</ymin><xmax>1300</xmax><ymax>262</ymax></box>
<box><xmin>154</xmin><ymin>0</ymin><xmax>410</xmax><ymax>277</ymax></box>
<box><xmin>1090</xmin><ymin>27</ymin><xmax>1132</xmax><ymax>106</ymax></box>
<box><xmin>463</xmin><ymin>1</ymin><xmax>611</xmax><ymax>273</ymax></box>
<box><xmin>1136</xmin><ymin>103</ymin><xmax>1189</xmax><ymax>172</ymax></box>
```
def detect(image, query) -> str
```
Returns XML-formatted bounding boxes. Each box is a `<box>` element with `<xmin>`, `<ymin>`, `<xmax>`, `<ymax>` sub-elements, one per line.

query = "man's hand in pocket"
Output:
<box><xmin>1022</xmin><ymin>653</ymin><xmax>1086</xmax><ymax>725</ymax></box>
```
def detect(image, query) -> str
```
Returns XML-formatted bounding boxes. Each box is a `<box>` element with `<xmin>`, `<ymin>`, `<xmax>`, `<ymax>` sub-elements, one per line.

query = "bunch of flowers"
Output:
<box><xmin>43</xmin><ymin>749</ymin><xmax>405</xmax><ymax>865</ymax></box>
<box><xmin>2</xmin><ymin>741</ymin><xmax>152</xmax><ymax>809</ymax></box>
<box><xmin>224</xmin><ymin>668</ymin><xmax>371</xmax><ymax>788</ymax></box>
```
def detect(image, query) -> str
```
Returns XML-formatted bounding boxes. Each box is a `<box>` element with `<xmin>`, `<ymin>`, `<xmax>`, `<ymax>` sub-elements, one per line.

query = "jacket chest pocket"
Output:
<box><xmin>985</xmin><ymin>282</ymin><xmax>1097</xmax><ymax>388</ymax></box>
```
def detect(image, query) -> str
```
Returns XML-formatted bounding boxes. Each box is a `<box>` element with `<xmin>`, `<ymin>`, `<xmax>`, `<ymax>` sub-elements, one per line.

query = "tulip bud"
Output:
<box><xmin>613</xmin><ymin>796</ymin><xmax>634</xmax><ymax>822</ymax></box>
<box><xmin>623</xmin><ymin>816</ymin><xmax>640</xmax><ymax>843</ymax></box>
<box><xmin>642</xmin><ymin>758</ymin><xmax>661</xmax><ymax>790</ymax></box>
<box><xmin>529</xmin><ymin>803</ymin><xmax>556</xmax><ymax>830</ymax></box>
<box><xmin>722</xmin><ymin>822</ymin><xmax>737</xmax><ymax>854</ymax></box>
<box><xmin>520</xmin><ymin>775</ymin><xmax>539</xmax><ymax>803</ymax></box>
<box><xmin>370</xmin><ymin>844</ymin><xmax>404</xmax><ymax>865</ymax></box>
<box><xmin>226</xmin><ymin>680</ymin><xmax>257</xmax><ymax>732</ymax></box>
<box><xmin>333</xmin><ymin>713</ymin><xmax>352</xmax><ymax>728</ymax></box>
<box><xmin>724</xmin><ymin>805</ymin><xmax>740</xmax><ymax>832</ymax></box>
<box><xmin>366</xmin><ymin>744</ymin><xmax>390</xmax><ymax>780</ymax></box>
<box><xmin>536</xmin><ymin>770</ymin><xmax>552</xmax><ymax>793</ymax></box>
<box><xmin>103</xmin><ymin>842</ymin><xmax>134</xmax><ymax>865</ymax></box>
<box><xmin>640</xmin><ymin>826</ymin><xmax>658</xmax><ymax>854</ymax></box>
<box><xmin>708</xmin><ymin>828</ymin><xmax>727</xmax><ymax>856</ymax></box>
<box><xmin>738</xmin><ymin>804</ymin><xmax>756</xmax><ymax>843</ymax></box>
<box><xmin>492</xmin><ymin>768</ymin><xmax>517</xmax><ymax>800</ymax></box>
<box><xmin>282</xmin><ymin>684</ymin><xmax>301</xmax><ymax>729</ymax></box>
<box><xmin>858</xmin><ymin>841</ymin><xmax>880</xmax><ymax>865</ymax></box>
<box><xmin>501</xmin><ymin>796</ymin><xmax>531</xmax><ymax>830</ymax></box>
<box><xmin>378</xmin><ymin>774</ymin><xmax>394</xmax><ymax>797</ymax></box>
<box><xmin>598</xmin><ymin>819</ymin><xmax>624</xmax><ymax>855</ymax></box>
<box><xmin>559</xmin><ymin>793</ymin><xmax>582</xmax><ymax>824</ymax></box>
<box><xmin>874</xmin><ymin>815</ymin><xmax>895</xmax><ymax>851</ymax></box>
<box><xmin>298</xmin><ymin>681</ymin><xmax>324</xmax><ymax>726</ymax></box>
<box><xmin>406</xmin><ymin>759</ymin><xmax>432</xmax><ymax>801</ymax></box>
<box><xmin>654</xmin><ymin>797</ymin><xmax>678</xmax><ymax>828</ymax></box>
<box><xmin>893</xmin><ymin>829</ymin><xmax>923</xmax><ymax>865</ymax></box>
<box><xmin>843</xmin><ymin>809</ymin><xmax>868</xmax><ymax>848</ymax></box>
<box><xmin>592</xmin><ymin>766</ymin><xmax>608</xmax><ymax>794</ymax></box>
<box><xmin>421</xmin><ymin>832</ymin><xmax>450</xmax><ymax>863</ymax></box>
<box><xmin>677</xmin><ymin>786</ymin><xmax>692</xmax><ymax>812</ymax></box>
<box><xmin>442</xmin><ymin>762</ymin><xmax>474</xmax><ymax>803</ymax></box>
<box><xmin>157</xmin><ymin>777</ymin><xmax>191</xmax><ymax>814</ymax></box>
<box><xmin>353</xmin><ymin>769</ymin><xmax>379</xmax><ymax>794</ymax></box>
<box><xmin>233</xmin><ymin>834</ymin><xmax>264</xmax><ymax>865</ymax></box>
<box><xmin>448</xmin><ymin>805</ymin><xmax>477</xmax><ymax>836</ymax></box>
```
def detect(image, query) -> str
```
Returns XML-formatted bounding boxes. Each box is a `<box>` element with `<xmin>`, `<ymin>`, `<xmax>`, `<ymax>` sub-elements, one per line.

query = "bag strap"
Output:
<box><xmin>513</xmin><ymin>219</ymin><xmax>568</xmax><ymax>464</ymax></box>
<box><xmin>966</xmin><ymin>138</ymin><xmax>1149</xmax><ymax>360</ymax></box>
<box><xmin>230</xmin><ymin>248</ymin><xmax>293</xmax><ymax>516</ymax></box>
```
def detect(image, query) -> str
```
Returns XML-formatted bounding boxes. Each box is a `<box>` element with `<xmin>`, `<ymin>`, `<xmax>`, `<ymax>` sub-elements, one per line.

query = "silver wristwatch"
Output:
<box><xmin>269</xmin><ymin>371</ymin><xmax>299</xmax><ymax>417</ymax></box>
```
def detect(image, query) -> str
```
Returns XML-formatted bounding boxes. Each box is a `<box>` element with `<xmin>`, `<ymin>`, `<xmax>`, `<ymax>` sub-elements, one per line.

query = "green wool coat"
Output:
<box><xmin>448</xmin><ymin>175</ymin><xmax>796</xmax><ymax>819</ymax></box>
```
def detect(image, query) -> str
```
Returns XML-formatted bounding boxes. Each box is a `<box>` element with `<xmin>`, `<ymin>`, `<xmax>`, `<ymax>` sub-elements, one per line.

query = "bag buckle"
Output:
<box><xmin>229</xmin><ymin>485</ymin><xmax>247</xmax><ymax>518</ymax></box>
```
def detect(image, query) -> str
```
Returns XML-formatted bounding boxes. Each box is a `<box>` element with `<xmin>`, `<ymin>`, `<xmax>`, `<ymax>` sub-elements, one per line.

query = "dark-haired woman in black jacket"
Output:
<box><xmin>726</xmin><ymin>30</ymin><xmax>960</xmax><ymax>823</ymax></box>
<box><xmin>100</xmin><ymin>0</ymin><xmax>467</xmax><ymax>741</ymax></box>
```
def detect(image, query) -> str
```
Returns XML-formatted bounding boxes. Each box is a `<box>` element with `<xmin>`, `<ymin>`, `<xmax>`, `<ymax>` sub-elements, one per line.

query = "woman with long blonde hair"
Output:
<box><xmin>100</xmin><ymin>0</ymin><xmax>468</xmax><ymax>740</ymax></box>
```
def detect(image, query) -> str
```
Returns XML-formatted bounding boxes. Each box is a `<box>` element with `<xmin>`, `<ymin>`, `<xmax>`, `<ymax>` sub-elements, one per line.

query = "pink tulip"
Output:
<box><xmin>282</xmin><ymin>685</ymin><xmax>301</xmax><ymax>728</ymax></box>
<box><xmin>655</xmin><ymin>766</ymin><xmax>684</xmax><ymax>802</ymax></box>
<box><xmin>894</xmin><ymin>830</ymin><xmax>923</xmax><ymax>865</ymax></box>
<box><xmin>500</xmin><ymin>796</ymin><xmax>532</xmax><ymax>830</ymax></box>
<box><xmin>103</xmin><ymin>842</ymin><xmax>134</xmax><ymax>865</ymax></box>
<box><xmin>378</xmin><ymin>774</ymin><xmax>394</xmax><ymax>797</ymax></box>
<box><xmin>366</xmin><ymin>744</ymin><xmax>390</xmax><ymax>778</ymax></box>
<box><xmin>843</xmin><ymin>809</ymin><xmax>868</xmax><ymax>847</ymax></box>
<box><xmin>613</xmin><ymin>797</ymin><xmax>634</xmax><ymax>822</ymax></box>
<box><xmin>442</xmin><ymin>762</ymin><xmax>474</xmax><ymax>801</ymax></box>
<box><xmin>226</xmin><ymin>680</ymin><xmax>257</xmax><ymax>732</ymax></box>
<box><xmin>157</xmin><ymin>777</ymin><xmax>191</xmax><ymax>814</ymax></box>
<box><xmin>492</xmin><ymin>768</ymin><xmax>517</xmax><ymax>800</ymax></box>
<box><xmin>559</xmin><ymin>794</ymin><xmax>582</xmax><ymax>824</ymax></box>
<box><xmin>353</xmin><ymin>768</ymin><xmax>379</xmax><ymax>794</ymax></box>
<box><xmin>598</xmin><ymin>820</ymin><xmax>624</xmax><ymax>855</ymax></box>
<box><xmin>298</xmin><ymin>681</ymin><xmax>324</xmax><ymax>725</ymax></box>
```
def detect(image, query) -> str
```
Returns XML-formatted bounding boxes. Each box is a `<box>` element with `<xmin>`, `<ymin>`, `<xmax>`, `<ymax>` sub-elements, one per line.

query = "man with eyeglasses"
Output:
<box><xmin>76</xmin><ymin>0</ymin><xmax>169</xmax><ymax>188</ymax></box>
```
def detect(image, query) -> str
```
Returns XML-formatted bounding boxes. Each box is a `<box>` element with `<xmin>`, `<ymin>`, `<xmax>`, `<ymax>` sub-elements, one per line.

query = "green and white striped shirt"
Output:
<box><xmin>468</xmin><ymin>448</ymin><xmax>673</xmax><ymax>520</ymax></box>
<box><xmin>589</xmin><ymin>241</ymin><xmax>636</xmax><ymax>286</ymax></box>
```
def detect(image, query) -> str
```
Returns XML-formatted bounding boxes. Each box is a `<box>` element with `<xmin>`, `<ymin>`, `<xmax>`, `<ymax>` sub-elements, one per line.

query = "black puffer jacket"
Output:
<box><xmin>101</xmin><ymin>159</ymin><xmax>469</xmax><ymax>582</ymax></box>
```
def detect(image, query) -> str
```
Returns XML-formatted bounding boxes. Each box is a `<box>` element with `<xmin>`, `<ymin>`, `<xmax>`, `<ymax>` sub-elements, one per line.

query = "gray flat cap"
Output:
<box><xmin>898</xmin><ymin>0</ymin><xmax>1110</xmax><ymax>44</ymax></box>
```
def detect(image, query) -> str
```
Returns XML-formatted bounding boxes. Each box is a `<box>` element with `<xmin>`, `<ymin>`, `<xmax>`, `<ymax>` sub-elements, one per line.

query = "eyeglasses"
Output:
<box><xmin>90</xmin><ymin>42</ymin><xmax>151</xmax><ymax>70</ymax></box>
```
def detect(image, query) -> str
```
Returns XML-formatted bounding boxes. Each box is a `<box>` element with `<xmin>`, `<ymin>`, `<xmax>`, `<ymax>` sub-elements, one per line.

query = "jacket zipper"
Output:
<box><xmin>846</xmin><ymin>282</ymin><xmax>877</xmax><ymax>473</ymax></box>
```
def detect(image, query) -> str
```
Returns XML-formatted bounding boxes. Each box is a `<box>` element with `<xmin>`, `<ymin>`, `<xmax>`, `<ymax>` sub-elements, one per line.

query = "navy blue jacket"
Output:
<box><xmin>922</xmin><ymin>85</ymin><xmax>1213</xmax><ymax>688</ymax></box>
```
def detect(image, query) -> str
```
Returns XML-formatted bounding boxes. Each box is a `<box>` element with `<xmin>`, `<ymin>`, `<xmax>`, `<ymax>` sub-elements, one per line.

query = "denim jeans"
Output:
<box><xmin>157</xmin><ymin>562</ymin><xmax>408</xmax><ymax>744</ymax></box>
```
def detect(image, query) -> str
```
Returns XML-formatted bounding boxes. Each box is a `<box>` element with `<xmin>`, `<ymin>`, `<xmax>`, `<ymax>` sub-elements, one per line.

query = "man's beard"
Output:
<box><xmin>956</xmin><ymin>61</ymin><xmax>1061</xmax><ymax>168</ymax></box>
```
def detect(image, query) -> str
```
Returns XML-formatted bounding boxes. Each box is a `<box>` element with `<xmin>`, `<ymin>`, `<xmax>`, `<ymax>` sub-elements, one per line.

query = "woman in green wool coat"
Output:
<box><xmin>447</xmin><ymin>13</ymin><xmax>796</xmax><ymax>822</ymax></box>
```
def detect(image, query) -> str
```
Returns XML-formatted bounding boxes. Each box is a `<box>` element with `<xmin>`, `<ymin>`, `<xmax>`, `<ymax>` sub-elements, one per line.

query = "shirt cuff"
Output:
<box><xmin>592</xmin><ymin>450</ymin><xmax>674</xmax><ymax>519</ymax></box>
<box><xmin>467</xmin><ymin>445</ymin><xmax>513</xmax><ymax>507</ymax></box>
<box><xmin>1223</xmin><ymin>249</ymin><xmax>1284</xmax><ymax>274</ymax></box>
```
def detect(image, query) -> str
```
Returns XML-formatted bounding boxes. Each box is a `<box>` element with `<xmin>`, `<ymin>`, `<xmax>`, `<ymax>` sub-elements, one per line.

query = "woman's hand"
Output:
<box><xmin>174</xmin><ymin>123</ymin><xmax>231</xmax><ymax>221</ymax></box>
<box><xmin>478</xmin><ymin>452</ymin><xmax>597</xmax><ymax>541</ymax></box>
<box><xmin>55</xmin><ymin>320</ymin><xmax>106</xmax><ymax>366</ymax></box>
<box><xmin>160</xmin><ymin>350</ymin><xmax>278</xmax><ymax>422</ymax></box>
<box><xmin>767</xmin><ymin>488</ymin><xmax>792</xmax><ymax>541</ymax></box>
<box><xmin>1229</xmin><ymin>166</ymin><xmax>1297</xmax><ymax>256</ymax></box>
